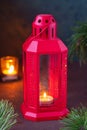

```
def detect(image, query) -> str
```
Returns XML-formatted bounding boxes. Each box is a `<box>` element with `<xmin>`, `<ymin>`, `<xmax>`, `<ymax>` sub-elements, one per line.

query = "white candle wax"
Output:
<box><xmin>40</xmin><ymin>92</ymin><xmax>53</xmax><ymax>105</ymax></box>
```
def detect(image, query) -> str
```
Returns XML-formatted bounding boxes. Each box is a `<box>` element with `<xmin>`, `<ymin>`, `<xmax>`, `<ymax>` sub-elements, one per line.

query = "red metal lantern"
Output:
<box><xmin>21</xmin><ymin>14</ymin><xmax>69</xmax><ymax>121</ymax></box>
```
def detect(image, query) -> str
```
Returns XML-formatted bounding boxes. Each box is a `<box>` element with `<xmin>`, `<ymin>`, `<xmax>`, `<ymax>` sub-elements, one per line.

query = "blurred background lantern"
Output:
<box><xmin>0</xmin><ymin>56</ymin><xmax>19</xmax><ymax>82</ymax></box>
<box><xmin>21</xmin><ymin>14</ymin><xmax>69</xmax><ymax>121</ymax></box>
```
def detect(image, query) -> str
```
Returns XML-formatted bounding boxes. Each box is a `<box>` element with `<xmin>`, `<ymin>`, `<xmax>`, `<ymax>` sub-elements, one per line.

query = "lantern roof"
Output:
<box><xmin>25</xmin><ymin>38</ymin><xmax>67</xmax><ymax>54</ymax></box>
<box><xmin>23</xmin><ymin>14</ymin><xmax>67</xmax><ymax>54</ymax></box>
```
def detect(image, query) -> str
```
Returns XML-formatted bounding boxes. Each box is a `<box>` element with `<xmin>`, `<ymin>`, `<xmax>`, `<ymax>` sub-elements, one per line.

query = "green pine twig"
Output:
<box><xmin>0</xmin><ymin>99</ymin><xmax>18</xmax><ymax>130</ymax></box>
<box><xmin>60</xmin><ymin>105</ymin><xmax>87</xmax><ymax>130</ymax></box>
<box><xmin>69</xmin><ymin>22</ymin><xmax>87</xmax><ymax>65</ymax></box>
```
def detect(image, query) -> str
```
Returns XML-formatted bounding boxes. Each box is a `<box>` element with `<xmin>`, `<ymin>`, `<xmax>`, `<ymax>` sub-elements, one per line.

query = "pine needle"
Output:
<box><xmin>0</xmin><ymin>99</ymin><xmax>18</xmax><ymax>130</ymax></box>
<box><xmin>68</xmin><ymin>22</ymin><xmax>87</xmax><ymax>65</ymax></box>
<box><xmin>60</xmin><ymin>105</ymin><xmax>87</xmax><ymax>130</ymax></box>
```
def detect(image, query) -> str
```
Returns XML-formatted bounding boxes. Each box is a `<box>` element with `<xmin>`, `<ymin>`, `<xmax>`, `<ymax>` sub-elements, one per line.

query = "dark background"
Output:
<box><xmin>0</xmin><ymin>2</ymin><xmax>87</xmax><ymax>129</ymax></box>
<box><xmin>0</xmin><ymin>0</ymin><xmax>87</xmax><ymax>59</ymax></box>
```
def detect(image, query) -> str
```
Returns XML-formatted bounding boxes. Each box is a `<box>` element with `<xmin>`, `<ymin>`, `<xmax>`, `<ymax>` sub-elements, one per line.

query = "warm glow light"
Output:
<box><xmin>40</xmin><ymin>92</ymin><xmax>53</xmax><ymax>105</ymax></box>
<box><xmin>8</xmin><ymin>65</ymin><xmax>14</xmax><ymax>74</ymax></box>
<box><xmin>2</xmin><ymin>64</ymin><xmax>17</xmax><ymax>75</ymax></box>
<box><xmin>43</xmin><ymin>92</ymin><xmax>46</xmax><ymax>98</ymax></box>
<box><xmin>1</xmin><ymin>56</ymin><xmax>18</xmax><ymax>76</ymax></box>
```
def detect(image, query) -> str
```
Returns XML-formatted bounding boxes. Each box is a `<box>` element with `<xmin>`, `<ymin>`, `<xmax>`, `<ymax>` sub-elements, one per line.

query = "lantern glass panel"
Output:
<box><xmin>39</xmin><ymin>54</ymin><xmax>59</xmax><ymax>106</ymax></box>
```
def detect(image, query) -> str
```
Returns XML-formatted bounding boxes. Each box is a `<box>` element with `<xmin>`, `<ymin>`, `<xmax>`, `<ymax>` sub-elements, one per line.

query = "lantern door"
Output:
<box><xmin>39</xmin><ymin>54</ymin><xmax>61</xmax><ymax>110</ymax></box>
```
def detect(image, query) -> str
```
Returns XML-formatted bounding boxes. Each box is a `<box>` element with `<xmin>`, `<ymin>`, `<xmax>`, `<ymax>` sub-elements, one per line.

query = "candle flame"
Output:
<box><xmin>43</xmin><ymin>92</ymin><xmax>47</xmax><ymax>98</ymax></box>
<box><xmin>8</xmin><ymin>65</ymin><xmax>14</xmax><ymax>73</ymax></box>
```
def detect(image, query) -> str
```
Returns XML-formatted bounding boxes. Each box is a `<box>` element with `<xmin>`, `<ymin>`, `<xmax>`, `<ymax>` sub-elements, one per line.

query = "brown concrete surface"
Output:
<box><xmin>0</xmin><ymin>62</ymin><xmax>87</xmax><ymax>130</ymax></box>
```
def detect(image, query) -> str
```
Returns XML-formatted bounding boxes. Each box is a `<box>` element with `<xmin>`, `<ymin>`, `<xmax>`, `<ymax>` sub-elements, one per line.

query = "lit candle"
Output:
<box><xmin>1</xmin><ymin>57</ymin><xmax>18</xmax><ymax>76</ymax></box>
<box><xmin>0</xmin><ymin>56</ymin><xmax>19</xmax><ymax>81</ymax></box>
<box><xmin>3</xmin><ymin>61</ymin><xmax>17</xmax><ymax>75</ymax></box>
<box><xmin>40</xmin><ymin>92</ymin><xmax>53</xmax><ymax>105</ymax></box>
<box><xmin>3</xmin><ymin>65</ymin><xmax>17</xmax><ymax>75</ymax></box>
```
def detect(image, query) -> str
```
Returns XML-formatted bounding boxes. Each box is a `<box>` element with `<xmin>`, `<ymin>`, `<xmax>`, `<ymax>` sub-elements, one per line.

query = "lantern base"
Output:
<box><xmin>0</xmin><ymin>75</ymin><xmax>20</xmax><ymax>82</ymax></box>
<box><xmin>21</xmin><ymin>103</ymin><xmax>69</xmax><ymax>121</ymax></box>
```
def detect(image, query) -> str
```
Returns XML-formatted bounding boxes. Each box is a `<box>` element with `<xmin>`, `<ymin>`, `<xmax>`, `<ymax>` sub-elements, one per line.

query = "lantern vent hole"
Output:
<box><xmin>39</xmin><ymin>28</ymin><xmax>42</xmax><ymax>37</ymax></box>
<box><xmin>46</xmin><ymin>29</ymin><xmax>48</xmax><ymax>38</ymax></box>
<box><xmin>52</xmin><ymin>28</ymin><xmax>54</xmax><ymax>38</ymax></box>
<box><xmin>45</xmin><ymin>19</ymin><xmax>49</xmax><ymax>23</ymax></box>
<box><xmin>38</xmin><ymin>19</ymin><xmax>41</xmax><ymax>23</ymax></box>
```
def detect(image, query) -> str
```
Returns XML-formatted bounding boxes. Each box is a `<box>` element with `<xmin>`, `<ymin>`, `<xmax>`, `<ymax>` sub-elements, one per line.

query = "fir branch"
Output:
<box><xmin>60</xmin><ymin>105</ymin><xmax>87</xmax><ymax>130</ymax></box>
<box><xmin>69</xmin><ymin>21</ymin><xmax>87</xmax><ymax>65</ymax></box>
<box><xmin>0</xmin><ymin>99</ymin><xmax>18</xmax><ymax>130</ymax></box>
